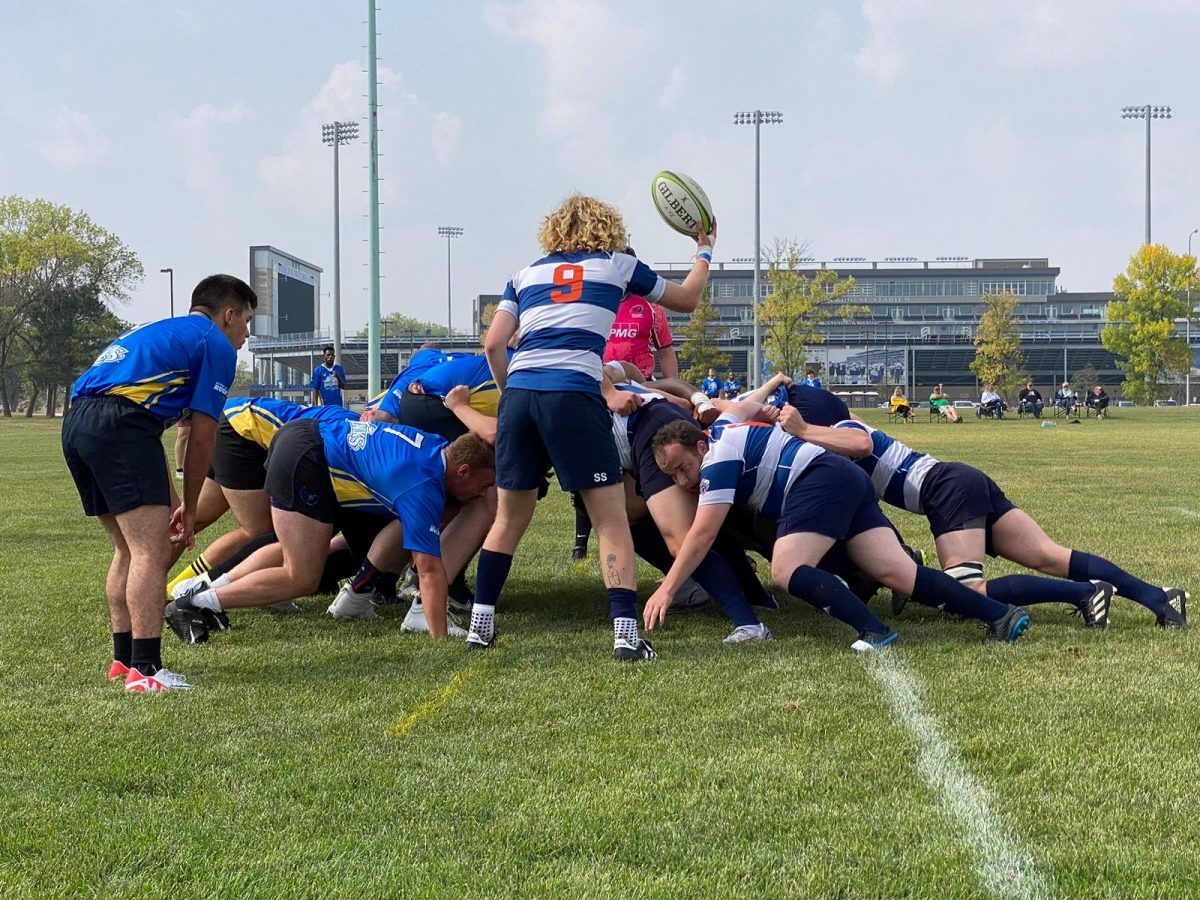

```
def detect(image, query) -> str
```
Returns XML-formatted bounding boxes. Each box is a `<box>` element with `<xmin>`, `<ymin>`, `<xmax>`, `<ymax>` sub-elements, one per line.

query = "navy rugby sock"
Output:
<box><xmin>912</xmin><ymin>566</ymin><xmax>1008</xmax><ymax>622</ymax></box>
<box><xmin>693</xmin><ymin>552</ymin><xmax>759</xmax><ymax>627</ymax></box>
<box><xmin>787</xmin><ymin>566</ymin><xmax>888</xmax><ymax>634</ymax></box>
<box><xmin>1069</xmin><ymin>550</ymin><xmax>1166</xmax><ymax>613</ymax></box>
<box><xmin>474</xmin><ymin>549</ymin><xmax>513</xmax><ymax>610</ymax></box>
<box><xmin>629</xmin><ymin>517</ymin><xmax>674</xmax><ymax>572</ymax></box>
<box><xmin>986</xmin><ymin>574</ymin><xmax>1094</xmax><ymax>607</ymax></box>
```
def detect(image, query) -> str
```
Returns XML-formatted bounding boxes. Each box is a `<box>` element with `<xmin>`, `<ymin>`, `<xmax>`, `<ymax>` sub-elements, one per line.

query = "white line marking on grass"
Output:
<box><xmin>1168</xmin><ymin>506</ymin><xmax>1200</xmax><ymax>519</ymax></box>
<box><xmin>870</xmin><ymin>654</ymin><xmax>1048</xmax><ymax>900</ymax></box>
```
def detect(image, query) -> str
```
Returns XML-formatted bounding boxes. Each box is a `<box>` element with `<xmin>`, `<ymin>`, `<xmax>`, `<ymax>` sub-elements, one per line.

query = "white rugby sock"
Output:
<box><xmin>211</xmin><ymin>573</ymin><xmax>231</xmax><ymax>588</ymax></box>
<box><xmin>189</xmin><ymin>588</ymin><xmax>223</xmax><ymax>612</ymax></box>
<box><xmin>469</xmin><ymin>603</ymin><xmax>495</xmax><ymax>638</ymax></box>
<box><xmin>613</xmin><ymin>616</ymin><xmax>640</xmax><ymax>646</ymax></box>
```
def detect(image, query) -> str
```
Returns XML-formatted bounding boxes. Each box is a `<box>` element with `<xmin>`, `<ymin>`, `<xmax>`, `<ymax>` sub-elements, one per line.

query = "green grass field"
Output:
<box><xmin>2</xmin><ymin>410</ymin><xmax>1199</xmax><ymax>898</ymax></box>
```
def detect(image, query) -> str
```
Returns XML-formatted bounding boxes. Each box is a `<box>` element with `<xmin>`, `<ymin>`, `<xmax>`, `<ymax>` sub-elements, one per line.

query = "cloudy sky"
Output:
<box><xmin>3</xmin><ymin>0</ymin><xmax>1198</xmax><ymax>336</ymax></box>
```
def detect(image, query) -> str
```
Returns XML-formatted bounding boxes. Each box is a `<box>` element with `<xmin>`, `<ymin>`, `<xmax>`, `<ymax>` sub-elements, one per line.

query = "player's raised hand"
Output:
<box><xmin>695</xmin><ymin>217</ymin><xmax>717</xmax><ymax>254</ymax></box>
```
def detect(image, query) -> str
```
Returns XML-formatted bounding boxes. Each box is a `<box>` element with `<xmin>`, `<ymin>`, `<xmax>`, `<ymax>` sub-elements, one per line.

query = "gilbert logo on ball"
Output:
<box><xmin>651</xmin><ymin>171</ymin><xmax>714</xmax><ymax>236</ymax></box>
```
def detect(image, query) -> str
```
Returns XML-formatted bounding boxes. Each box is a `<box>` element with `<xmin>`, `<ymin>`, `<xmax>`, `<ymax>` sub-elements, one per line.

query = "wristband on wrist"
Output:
<box><xmin>694</xmin><ymin>248</ymin><xmax>713</xmax><ymax>264</ymax></box>
<box><xmin>690</xmin><ymin>391</ymin><xmax>710</xmax><ymax>408</ymax></box>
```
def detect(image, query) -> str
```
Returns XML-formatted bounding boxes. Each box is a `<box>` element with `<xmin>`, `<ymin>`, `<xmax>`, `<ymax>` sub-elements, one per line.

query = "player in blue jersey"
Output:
<box><xmin>62</xmin><ymin>274</ymin><xmax>256</xmax><ymax>692</ymax></box>
<box><xmin>468</xmin><ymin>194</ymin><xmax>715</xmax><ymax>660</ymax></box>
<box><xmin>167</xmin><ymin>416</ymin><xmax>496</xmax><ymax>647</ymax></box>
<box><xmin>778</xmin><ymin>409</ymin><xmax>1188</xmax><ymax>629</ymax></box>
<box><xmin>721</xmin><ymin>372</ymin><xmax>742</xmax><ymax>399</ymax></box>
<box><xmin>309</xmin><ymin>346</ymin><xmax>348</xmax><ymax>407</ymax></box>
<box><xmin>702</xmin><ymin>368</ymin><xmax>721</xmax><ymax>400</ymax></box>
<box><xmin>644</xmin><ymin>402</ymin><xmax>1033</xmax><ymax>649</ymax></box>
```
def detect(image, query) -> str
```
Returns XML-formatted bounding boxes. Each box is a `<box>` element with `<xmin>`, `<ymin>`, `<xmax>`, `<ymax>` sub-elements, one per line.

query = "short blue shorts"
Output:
<box><xmin>495</xmin><ymin>388</ymin><xmax>621</xmax><ymax>492</ymax></box>
<box><xmin>777</xmin><ymin>454</ymin><xmax>891</xmax><ymax>541</ymax></box>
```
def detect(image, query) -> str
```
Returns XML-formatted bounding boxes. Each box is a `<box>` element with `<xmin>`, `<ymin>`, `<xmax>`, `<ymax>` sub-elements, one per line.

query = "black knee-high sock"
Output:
<box><xmin>910</xmin><ymin>566</ymin><xmax>1008</xmax><ymax>622</ymax></box>
<box><xmin>629</xmin><ymin>517</ymin><xmax>675</xmax><ymax>572</ymax></box>
<box><xmin>208</xmin><ymin>532</ymin><xmax>278</xmax><ymax>579</ymax></box>
<box><xmin>987</xmin><ymin>574</ymin><xmax>1094</xmax><ymax>606</ymax></box>
<box><xmin>1069</xmin><ymin>550</ymin><xmax>1166</xmax><ymax>613</ymax></box>
<box><xmin>449</xmin><ymin>569</ymin><xmax>474</xmax><ymax>605</ymax></box>
<box><xmin>318</xmin><ymin>547</ymin><xmax>358</xmax><ymax>594</ymax></box>
<box><xmin>714</xmin><ymin>537</ymin><xmax>776</xmax><ymax>608</ymax></box>
<box><xmin>572</xmin><ymin>492</ymin><xmax>591</xmax><ymax>553</ymax></box>
<box><xmin>787</xmin><ymin>566</ymin><xmax>888</xmax><ymax>634</ymax></box>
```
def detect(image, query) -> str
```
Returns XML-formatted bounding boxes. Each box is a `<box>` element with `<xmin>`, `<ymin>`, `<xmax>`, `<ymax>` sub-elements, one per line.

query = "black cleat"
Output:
<box><xmin>892</xmin><ymin>546</ymin><xmax>926</xmax><ymax>615</ymax></box>
<box><xmin>1071</xmin><ymin>580</ymin><xmax>1112</xmax><ymax>629</ymax></box>
<box><xmin>465</xmin><ymin>629</ymin><xmax>496</xmax><ymax>651</ymax></box>
<box><xmin>176</xmin><ymin>585</ymin><xmax>231</xmax><ymax>631</ymax></box>
<box><xmin>613</xmin><ymin>637</ymin><xmax>657</xmax><ymax>662</ymax></box>
<box><xmin>1157</xmin><ymin>588</ymin><xmax>1189</xmax><ymax>630</ymax></box>
<box><xmin>986</xmin><ymin>605</ymin><xmax>1031</xmax><ymax>643</ymax></box>
<box><xmin>164</xmin><ymin>600</ymin><xmax>209</xmax><ymax>645</ymax></box>
<box><xmin>570</xmin><ymin>546</ymin><xmax>587</xmax><ymax>562</ymax></box>
<box><xmin>850</xmin><ymin>629</ymin><xmax>900</xmax><ymax>652</ymax></box>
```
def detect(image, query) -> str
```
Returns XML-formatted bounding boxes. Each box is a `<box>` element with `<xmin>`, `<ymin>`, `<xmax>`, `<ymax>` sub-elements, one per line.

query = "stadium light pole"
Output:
<box><xmin>322</xmin><ymin>120</ymin><xmax>359</xmax><ymax>365</ymax></box>
<box><xmin>1186</xmin><ymin>228</ymin><xmax>1198</xmax><ymax>404</ymax></box>
<box><xmin>734</xmin><ymin>110</ymin><xmax>782</xmax><ymax>388</ymax></box>
<box><xmin>159</xmin><ymin>268</ymin><xmax>174</xmax><ymax>317</ymax></box>
<box><xmin>438</xmin><ymin>226</ymin><xmax>463</xmax><ymax>334</ymax></box>
<box><xmin>1121</xmin><ymin>105</ymin><xmax>1171</xmax><ymax>245</ymax></box>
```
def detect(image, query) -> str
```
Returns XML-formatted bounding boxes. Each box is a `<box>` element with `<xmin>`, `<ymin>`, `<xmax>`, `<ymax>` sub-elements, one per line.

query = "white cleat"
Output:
<box><xmin>171</xmin><ymin>573</ymin><xmax>211</xmax><ymax>601</ymax></box>
<box><xmin>401</xmin><ymin>602</ymin><xmax>467</xmax><ymax>638</ymax></box>
<box><xmin>397</xmin><ymin>566</ymin><xmax>420</xmax><ymax>602</ymax></box>
<box><xmin>723</xmin><ymin>623</ymin><xmax>773</xmax><ymax>644</ymax></box>
<box><xmin>327</xmin><ymin>584</ymin><xmax>379</xmax><ymax>620</ymax></box>
<box><xmin>125</xmin><ymin>666</ymin><xmax>192</xmax><ymax>693</ymax></box>
<box><xmin>269</xmin><ymin>600</ymin><xmax>302</xmax><ymax>614</ymax></box>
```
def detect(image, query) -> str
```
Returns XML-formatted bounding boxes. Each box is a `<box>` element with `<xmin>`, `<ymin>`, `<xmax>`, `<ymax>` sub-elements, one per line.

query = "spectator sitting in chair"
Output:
<box><xmin>1017</xmin><ymin>380</ymin><xmax>1044</xmax><ymax>418</ymax></box>
<box><xmin>889</xmin><ymin>386</ymin><xmax>912</xmax><ymax>420</ymax></box>
<box><xmin>1087</xmin><ymin>384</ymin><xmax>1110</xmax><ymax>419</ymax></box>
<box><xmin>1054</xmin><ymin>382</ymin><xmax>1076</xmax><ymax>415</ymax></box>
<box><xmin>979</xmin><ymin>384</ymin><xmax>1008</xmax><ymax>419</ymax></box>
<box><xmin>929</xmin><ymin>385</ymin><xmax>962</xmax><ymax>423</ymax></box>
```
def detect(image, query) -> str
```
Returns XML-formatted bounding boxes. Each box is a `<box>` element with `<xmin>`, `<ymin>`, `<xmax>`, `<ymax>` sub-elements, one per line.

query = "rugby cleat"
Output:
<box><xmin>850</xmin><ymin>629</ymin><xmax>900</xmax><ymax>652</ymax></box>
<box><xmin>1070</xmin><ymin>580</ymin><xmax>1113</xmax><ymax>629</ymax></box>
<box><xmin>401</xmin><ymin>602</ymin><xmax>467</xmax><ymax>638</ymax></box>
<box><xmin>326</xmin><ymin>584</ymin><xmax>379</xmax><ymax>621</ymax></box>
<box><xmin>107</xmin><ymin>660</ymin><xmax>130</xmax><ymax>682</ymax></box>
<box><xmin>175</xmin><ymin>585</ymin><xmax>231</xmax><ymax>631</ymax></box>
<box><xmin>164</xmin><ymin>600</ymin><xmax>209</xmax><ymax>645</ymax></box>
<box><xmin>613</xmin><ymin>636</ymin><xmax>658</xmax><ymax>662</ymax></box>
<box><xmin>986</xmin><ymin>605</ymin><xmax>1031</xmax><ymax>643</ymax></box>
<box><xmin>125</xmin><ymin>666</ymin><xmax>191</xmax><ymax>693</ymax></box>
<box><xmin>465</xmin><ymin>628</ymin><xmax>496</xmax><ymax>651</ymax></box>
<box><xmin>268</xmin><ymin>600</ymin><xmax>302</xmax><ymax>614</ymax></box>
<box><xmin>397</xmin><ymin>566</ymin><xmax>421</xmax><ymax>603</ymax></box>
<box><xmin>723</xmin><ymin>623</ymin><xmax>773</xmax><ymax>644</ymax></box>
<box><xmin>171</xmin><ymin>573</ymin><xmax>211</xmax><ymax>601</ymax></box>
<box><xmin>570</xmin><ymin>546</ymin><xmax>587</xmax><ymax>562</ymax></box>
<box><xmin>1157</xmin><ymin>588</ymin><xmax>1189</xmax><ymax>630</ymax></box>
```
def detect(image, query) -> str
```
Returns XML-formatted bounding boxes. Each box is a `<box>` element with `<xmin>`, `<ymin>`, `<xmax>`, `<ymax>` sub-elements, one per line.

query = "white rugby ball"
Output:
<box><xmin>651</xmin><ymin>171</ymin><xmax>714</xmax><ymax>237</ymax></box>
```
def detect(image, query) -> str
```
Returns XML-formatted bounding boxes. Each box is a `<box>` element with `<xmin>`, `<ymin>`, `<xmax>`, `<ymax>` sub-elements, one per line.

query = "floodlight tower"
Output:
<box><xmin>733</xmin><ymin>110</ymin><xmax>782</xmax><ymax>387</ymax></box>
<box><xmin>437</xmin><ymin>226</ymin><xmax>463</xmax><ymax>334</ymax></box>
<box><xmin>321</xmin><ymin>120</ymin><xmax>359</xmax><ymax>363</ymax></box>
<box><xmin>1120</xmin><ymin>105</ymin><xmax>1172</xmax><ymax>245</ymax></box>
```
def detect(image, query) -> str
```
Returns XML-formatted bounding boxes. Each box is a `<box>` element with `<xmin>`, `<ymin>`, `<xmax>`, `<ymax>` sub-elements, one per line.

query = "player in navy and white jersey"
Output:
<box><xmin>645</xmin><ymin>402</ymin><xmax>1034</xmax><ymax>649</ymax></box>
<box><xmin>609</xmin><ymin>382</ymin><xmax>777</xmax><ymax>642</ymax></box>
<box><xmin>62</xmin><ymin>274</ymin><xmax>256</xmax><ymax>692</ymax></box>
<box><xmin>778</xmin><ymin>410</ymin><xmax>1187</xmax><ymax>629</ymax></box>
<box><xmin>470</xmin><ymin>194</ymin><xmax>715</xmax><ymax>661</ymax></box>
<box><xmin>168</xmin><ymin>415</ymin><xmax>496</xmax><ymax>647</ymax></box>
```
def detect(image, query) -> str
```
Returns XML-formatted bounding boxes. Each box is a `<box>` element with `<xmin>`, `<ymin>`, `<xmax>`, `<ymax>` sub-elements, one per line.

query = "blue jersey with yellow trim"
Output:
<box><xmin>71</xmin><ymin>315</ymin><xmax>235</xmax><ymax>425</ymax></box>
<box><xmin>498</xmin><ymin>251</ymin><xmax>665</xmax><ymax>393</ymax></box>
<box><xmin>316</xmin><ymin>417</ymin><xmax>448</xmax><ymax>557</ymax></box>
<box><xmin>223</xmin><ymin>397</ymin><xmax>358</xmax><ymax>449</ymax></box>
<box><xmin>413</xmin><ymin>352</ymin><xmax>511</xmax><ymax>416</ymax></box>
<box><xmin>375</xmin><ymin>348</ymin><xmax>468</xmax><ymax>418</ymax></box>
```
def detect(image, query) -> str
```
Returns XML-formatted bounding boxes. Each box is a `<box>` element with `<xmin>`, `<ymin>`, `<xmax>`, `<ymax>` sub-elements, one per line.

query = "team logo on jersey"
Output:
<box><xmin>699</xmin><ymin>478</ymin><xmax>710</xmax><ymax>494</ymax></box>
<box><xmin>630</xmin><ymin>304</ymin><xmax>645</xmax><ymax>318</ymax></box>
<box><xmin>94</xmin><ymin>344</ymin><xmax>127</xmax><ymax>365</ymax></box>
<box><xmin>213</xmin><ymin>382</ymin><xmax>229</xmax><ymax>396</ymax></box>
<box><xmin>347</xmin><ymin>421</ymin><xmax>377</xmax><ymax>451</ymax></box>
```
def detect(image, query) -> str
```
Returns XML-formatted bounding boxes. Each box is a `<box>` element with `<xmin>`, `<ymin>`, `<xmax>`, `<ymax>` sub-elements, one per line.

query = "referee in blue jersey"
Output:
<box><xmin>62</xmin><ymin>274</ymin><xmax>256</xmax><ymax>692</ymax></box>
<box><xmin>466</xmin><ymin>193</ymin><xmax>715</xmax><ymax>660</ymax></box>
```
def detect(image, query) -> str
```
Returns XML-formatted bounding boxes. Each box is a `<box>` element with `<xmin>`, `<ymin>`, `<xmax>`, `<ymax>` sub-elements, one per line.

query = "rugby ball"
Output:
<box><xmin>651</xmin><ymin>171</ymin><xmax>714</xmax><ymax>237</ymax></box>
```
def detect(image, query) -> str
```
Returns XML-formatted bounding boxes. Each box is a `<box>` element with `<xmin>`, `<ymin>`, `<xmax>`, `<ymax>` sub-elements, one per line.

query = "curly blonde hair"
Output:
<box><xmin>537</xmin><ymin>194</ymin><xmax>628</xmax><ymax>255</ymax></box>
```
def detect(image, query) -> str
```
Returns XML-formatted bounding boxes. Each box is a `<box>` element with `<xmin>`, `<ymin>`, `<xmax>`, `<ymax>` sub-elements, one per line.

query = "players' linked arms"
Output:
<box><xmin>602</xmin><ymin>379</ymin><xmax>643</xmax><ymax>415</ymax></box>
<box><xmin>710</xmin><ymin>398</ymin><xmax>761</xmax><ymax>423</ymax></box>
<box><xmin>484</xmin><ymin>309</ymin><xmax>518</xmax><ymax>392</ymax></box>
<box><xmin>779</xmin><ymin>408</ymin><xmax>872</xmax><ymax>458</ymax></box>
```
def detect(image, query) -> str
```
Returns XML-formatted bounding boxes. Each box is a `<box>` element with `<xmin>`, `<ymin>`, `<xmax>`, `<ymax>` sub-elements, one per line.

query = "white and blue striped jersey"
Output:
<box><xmin>610</xmin><ymin>383</ymin><xmax>663</xmax><ymax>473</ymax></box>
<box><xmin>698</xmin><ymin>415</ymin><xmax>825</xmax><ymax>518</ymax></box>
<box><xmin>498</xmin><ymin>251</ymin><xmax>665</xmax><ymax>393</ymax></box>
<box><xmin>833</xmin><ymin>420</ymin><xmax>939</xmax><ymax>513</ymax></box>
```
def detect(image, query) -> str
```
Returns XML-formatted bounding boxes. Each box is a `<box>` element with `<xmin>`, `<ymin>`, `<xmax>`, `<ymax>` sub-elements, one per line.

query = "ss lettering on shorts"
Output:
<box><xmin>593</xmin><ymin>472</ymin><xmax>608</xmax><ymax>483</ymax></box>
<box><xmin>551</xmin><ymin>264</ymin><xmax>584</xmax><ymax>303</ymax></box>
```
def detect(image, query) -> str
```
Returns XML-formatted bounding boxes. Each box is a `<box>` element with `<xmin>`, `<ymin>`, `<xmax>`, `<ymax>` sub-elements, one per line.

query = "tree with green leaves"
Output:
<box><xmin>677</xmin><ymin>288</ymin><xmax>729</xmax><ymax>383</ymax></box>
<box><xmin>359</xmin><ymin>312</ymin><xmax>450</xmax><ymax>341</ymax></box>
<box><xmin>760</xmin><ymin>243</ymin><xmax>865</xmax><ymax>380</ymax></box>
<box><xmin>1101</xmin><ymin>243</ymin><xmax>1197</xmax><ymax>405</ymax></box>
<box><xmin>0</xmin><ymin>196</ymin><xmax>141</xmax><ymax>415</ymax></box>
<box><xmin>969</xmin><ymin>292</ymin><xmax>1026</xmax><ymax>399</ymax></box>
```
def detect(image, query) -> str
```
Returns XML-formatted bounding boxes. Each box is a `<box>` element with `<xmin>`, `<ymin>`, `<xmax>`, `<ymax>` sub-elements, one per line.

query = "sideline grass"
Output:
<box><xmin>1</xmin><ymin>410</ymin><xmax>1198</xmax><ymax>897</ymax></box>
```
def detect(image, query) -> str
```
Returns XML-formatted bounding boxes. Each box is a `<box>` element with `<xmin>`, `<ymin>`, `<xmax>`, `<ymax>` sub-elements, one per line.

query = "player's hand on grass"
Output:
<box><xmin>643</xmin><ymin>586</ymin><xmax>672</xmax><ymax>630</ymax></box>
<box><xmin>444</xmin><ymin>385</ymin><xmax>471</xmax><ymax>410</ymax></box>
<box><xmin>607</xmin><ymin>390</ymin><xmax>643</xmax><ymax>416</ymax></box>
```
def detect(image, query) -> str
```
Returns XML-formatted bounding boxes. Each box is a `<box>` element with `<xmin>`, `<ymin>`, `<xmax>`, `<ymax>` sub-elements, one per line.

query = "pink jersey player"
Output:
<box><xmin>604</xmin><ymin>294</ymin><xmax>676</xmax><ymax>379</ymax></box>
